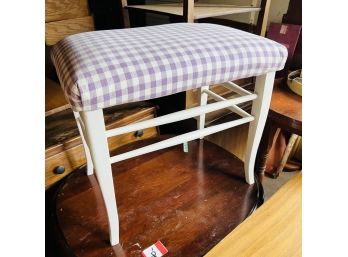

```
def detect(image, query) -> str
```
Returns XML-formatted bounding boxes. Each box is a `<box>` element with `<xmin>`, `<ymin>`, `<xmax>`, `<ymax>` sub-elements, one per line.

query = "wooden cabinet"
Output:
<box><xmin>45</xmin><ymin>0</ymin><xmax>159</xmax><ymax>189</ymax></box>
<box><xmin>45</xmin><ymin>102</ymin><xmax>158</xmax><ymax>189</ymax></box>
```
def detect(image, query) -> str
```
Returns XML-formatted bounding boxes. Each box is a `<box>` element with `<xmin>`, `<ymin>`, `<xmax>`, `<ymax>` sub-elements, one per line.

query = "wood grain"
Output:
<box><xmin>45</xmin><ymin>104</ymin><xmax>158</xmax><ymax>189</ymax></box>
<box><xmin>188</xmin><ymin>79</ymin><xmax>254</xmax><ymax>161</ymax></box>
<box><xmin>45</xmin><ymin>0</ymin><xmax>89</xmax><ymax>22</ymax></box>
<box><xmin>45</xmin><ymin>16</ymin><xmax>94</xmax><ymax>45</ymax></box>
<box><xmin>53</xmin><ymin>136</ymin><xmax>263</xmax><ymax>256</ymax></box>
<box><xmin>256</xmin><ymin>78</ymin><xmax>302</xmax><ymax>178</ymax></box>
<box><xmin>126</xmin><ymin>4</ymin><xmax>260</xmax><ymax>20</ymax></box>
<box><xmin>206</xmin><ymin>172</ymin><xmax>302</xmax><ymax>257</ymax></box>
<box><xmin>45</xmin><ymin>125</ymin><xmax>157</xmax><ymax>189</ymax></box>
<box><xmin>207</xmin><ymin>123</ymin><xmax>249</xmax><ymax>161</ymax></box>
<box><xmin>46</xmin><ymin>104</ymin><xmax>157</xmax><ymax>153</ymax></box>
<box><xmin>45</xmin><ymin>78</ymin><xmax>70</xmax><ymax>116</ymax></box>
<box><xmin>275</xmin><ymin>133</ymin><xmax>299</xmax><ymax>175</ymax></box>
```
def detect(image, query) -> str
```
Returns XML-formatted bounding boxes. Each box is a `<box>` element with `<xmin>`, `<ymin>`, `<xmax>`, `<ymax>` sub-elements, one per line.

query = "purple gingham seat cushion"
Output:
<box><xmin>51</xmin><ymin>23</ymin><xmax>287</xmax><ymax>111</ymax></box>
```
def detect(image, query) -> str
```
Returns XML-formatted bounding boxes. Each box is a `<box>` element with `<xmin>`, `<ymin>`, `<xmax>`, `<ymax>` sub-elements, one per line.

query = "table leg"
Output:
<box><xmin>255</xmin><ymin>120</ymin><xmax>278</xmax><ymax>182</ymax></box>
<box><xmin>274</xmin><ymin>133</ymin><xmax>299</xmax><ymax>177</ymax></box>
<box><xmin>245</xmin><ymin>72</ymin><xmax>275</xmax><ymax>185</ymax></box>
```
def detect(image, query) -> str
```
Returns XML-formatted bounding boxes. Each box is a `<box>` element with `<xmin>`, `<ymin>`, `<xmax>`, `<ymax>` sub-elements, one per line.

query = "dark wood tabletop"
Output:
<box><xmin>268</xmin><ymin>78</ymin><xmax>302</xmax><ymax>135</ymax></box>
<box><xmin>256</xmin><ymin>78</ymin><xmax>302</xmax><ymax>179</ymax></box>
<box><xmin>50</xmin><ymin>136</ymin><xmax>263</xmax><ymax>257</ymax></box>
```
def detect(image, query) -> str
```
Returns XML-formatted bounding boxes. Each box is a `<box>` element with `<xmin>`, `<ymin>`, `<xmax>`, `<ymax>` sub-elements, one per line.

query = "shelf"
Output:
<box><xmin>126</xmin><ymin>3</ymin><xmax>260</xmax><ymax>20</ymax></box>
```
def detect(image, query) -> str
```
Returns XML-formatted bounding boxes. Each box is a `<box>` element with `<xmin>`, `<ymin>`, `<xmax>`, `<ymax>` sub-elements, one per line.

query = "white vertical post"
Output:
<box><xmin>73</xmin><ymin>111</ymin><xmax>94</xmax><ymax>175</ymax></box>
<box><xmin>244</xmin><ymin>72</ymin><xmax>275</xmax><ymax>184</ymax></box>
<box><xmin>80</xmin><ymin>110</ymin><xmax>120</xmax><ymax>246</ymax></box>
<box><xmin>198</xmin><ymin>86</ymin><xmax>209</xmax><ymax>137</ymax></box>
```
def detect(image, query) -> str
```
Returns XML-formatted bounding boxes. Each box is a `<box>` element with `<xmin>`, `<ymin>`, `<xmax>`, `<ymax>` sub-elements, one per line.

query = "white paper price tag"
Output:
<box><xmin>141</xmin><ymin>241</ymin><xmax>168</xmax><ymax>257</ymax></box>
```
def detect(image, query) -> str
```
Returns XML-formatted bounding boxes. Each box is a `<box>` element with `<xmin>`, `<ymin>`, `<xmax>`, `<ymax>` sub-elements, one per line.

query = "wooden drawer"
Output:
<box><xmin>45</xmin><ymin>102</ymin><xmax>158</xmax><ymax>189</ymax></box>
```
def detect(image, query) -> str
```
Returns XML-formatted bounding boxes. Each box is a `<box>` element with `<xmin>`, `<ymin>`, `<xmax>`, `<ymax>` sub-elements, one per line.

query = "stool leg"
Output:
<box><xmin>245</xmin><ymin>72</ymin><xmax>275</xmax><ymax>184</ymax></box>
<box><xmin>73</xmin><ymin>111</ymin><xmax>94</xmax><ymax>175</ymax></box>
<box><xmin>80</xmin><ymin>109</ymin><xmax>120</xmax><ymax>246</ymax></box>
<box><xmin>197</xmin><ymin>85</ymin><xmax>209</xmax><ymax>136</ymax></box>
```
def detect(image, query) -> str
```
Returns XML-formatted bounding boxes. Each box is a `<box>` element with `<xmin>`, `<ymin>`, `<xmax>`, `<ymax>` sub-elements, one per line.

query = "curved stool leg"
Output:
<box><xmin>245</xmin><ymin>72</ymin><xmax>275</xmax><ymax>184</ymax></box>
<box><xmin>73</xmin><ymin>111</ymin><xmax>94</xmax><ymax>175</ymax></box>
<box><xmin>80</xmin><ymin>109</ymin><xmax>120</xmax><ymax>246</ymax></box>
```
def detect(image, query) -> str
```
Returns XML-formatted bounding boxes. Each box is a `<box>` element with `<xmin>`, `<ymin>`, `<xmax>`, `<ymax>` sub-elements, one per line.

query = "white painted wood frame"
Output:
<box><xmin>77</xmin><ymin>72</ymin><xmax>275</xmax><ymax>245</ymax></box>
<box><xmin>244</xmin><ymin>72</ymin><xmax>275</xmax><ymax>184</ymax></box>
<box><xmin>202</xmin><ymin>89</ymin><xmax>251</xmax><ymax>118</ymax></box>
<box><xmin>105</xmin><ymin>93</ymin><xmax>256</xmax><ymax>138</ymax></box>
<box><xmin>79</xmin><ymin>110</ymin><xmax>120</xmax><ymax>246</ymax></box>
<box><xmin>110</xmin><ymin>115</ymin><xmax>254</xmax><ymax>164</ymax></box>
<box><xmin>198</xmin><ymin>85</ymin><xmax>209</xmax><ymax>133</ymax></box>
<box><xmin>73</xmin><ymin>111</ymin><xmax>94</xmax><ymax>175</ymax></box>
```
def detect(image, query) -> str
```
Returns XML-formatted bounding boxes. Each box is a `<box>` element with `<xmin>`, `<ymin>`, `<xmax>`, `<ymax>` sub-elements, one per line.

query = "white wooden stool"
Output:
<box><xmin>51</xmin><ymin>23</ymin><xmax>287</xmax><ymax>246</ymax></box>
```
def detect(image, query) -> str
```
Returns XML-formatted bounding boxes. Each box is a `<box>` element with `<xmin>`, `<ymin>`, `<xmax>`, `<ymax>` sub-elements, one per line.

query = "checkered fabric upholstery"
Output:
<box><xmin>51</xmin><ymin>23</ymin><xmax>287</xmax><ymax>111</ymax></box>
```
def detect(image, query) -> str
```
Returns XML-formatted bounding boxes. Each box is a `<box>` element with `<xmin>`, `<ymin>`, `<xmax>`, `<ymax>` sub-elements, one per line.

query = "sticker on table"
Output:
<box><xmin>141</xmin><ymin>241</ymin><xmax>168</xmax><ymax>257</ymax></box>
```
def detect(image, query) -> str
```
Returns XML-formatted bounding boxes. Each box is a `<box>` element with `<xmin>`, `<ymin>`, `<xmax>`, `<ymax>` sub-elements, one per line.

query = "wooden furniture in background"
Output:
<box><xmin>45</xmin><ymin>0</ymin><xmax>159</xmax><ymax>189</ymax></box>
<box><xmin>45</xmin><ymin>0</ymin><xmax>97</xmax><ymax>189</ymax></box>
<box><xmin>45</xmin><ymin>78</ymin><xmax>70</xmax><ymax>116</ymax></box>
<box><xmin>275</xmin><ymin>133</ymin><xmax>300</xmax><ymax>174</ymax></box>
<box><xmin>45</xmin><ymin>16</ymin><xmax>94</xmax><ymax>45</ymax></box>
<box><xmin>255</xmin><ymin>0</ymin><xmax>302</xmax><ymax>179</ymax></box>
<box><xmin>122</xmin><ymin>0</ymin><xmax>271</xmax><ymax>36</ymax></box>
<box><xmin>126</xmin><ymin>3</ymin><xmax>261</xmax><ymax>23</ymax></box>
<box><xmin>45</xmin><ymin>0</ymin><xmax>95</xmax><ymax>115</ymax></box>
<box><xmin>51</xmin><ymin>136</ymin><xmax>263</xmax><ymax>256</ymax></box>
<box><xmin>45</xmin><ymin>0</ymin><xmax>95</xmax><ymax>45</ymax></box>
<box><xmin>282</xmin><ymin>0</ymin><xmax>302</xmax><ymax>70</ymax></box>
<box><xmin>206</xmin><ymin>172</ymin><xmax>301</xmax><ymax>257</ymax></box>
<box><xmin>45</xmin><ymin>103</ymin><xmax>158</xmax><ymax>189</ymax></box>
<box><xmin>256</xmin><ymin>78</ymin><xmax>302</xmax><ymax>179</ymax></box>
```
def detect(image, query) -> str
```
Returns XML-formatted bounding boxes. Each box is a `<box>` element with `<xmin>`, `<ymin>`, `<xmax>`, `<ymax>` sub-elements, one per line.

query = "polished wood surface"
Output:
<box><xmin>256</xmin><ymin>78</ymin><xmax>302</xmax><ymax>179</ymax></box>
<box><xmin>206</xmin><ymin>172</ymin><xmax>301</xmax><ymax>257</ymax></box>
<box><xmin>54</xmin><ymin>136</ymin><xmax>263</xmax><ymax>256</ymax></box>
<box><xmin>269</xmin><ymin>79</ymin><xmax>302</xmax><ymax>134</ymax></box>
